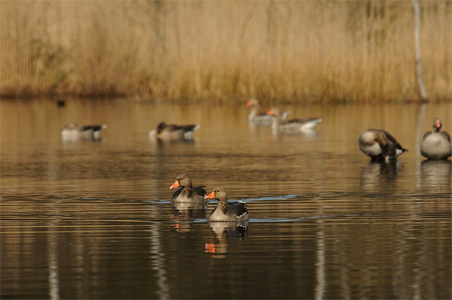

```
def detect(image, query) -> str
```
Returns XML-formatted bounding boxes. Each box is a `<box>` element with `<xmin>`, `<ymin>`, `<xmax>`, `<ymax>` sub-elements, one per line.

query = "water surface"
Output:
<box><xmin>1</xmin><ymin>99</ymin><xmax>451</xmax><ymax>299</ymax></box>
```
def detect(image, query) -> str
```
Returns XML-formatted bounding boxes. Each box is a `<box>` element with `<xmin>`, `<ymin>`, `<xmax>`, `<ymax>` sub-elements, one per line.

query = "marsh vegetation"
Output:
<box><xmin>1</xmin><ymin>1</ymin><xmax>451</xmax><ymax>102</ymax></box>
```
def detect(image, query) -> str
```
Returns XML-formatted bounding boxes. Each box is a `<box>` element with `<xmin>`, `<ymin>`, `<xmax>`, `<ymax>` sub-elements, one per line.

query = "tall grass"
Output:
<box><xmin>0</xmin><ymin>1</ymin><xmax>451</xmax><ymax>102</ymax></box>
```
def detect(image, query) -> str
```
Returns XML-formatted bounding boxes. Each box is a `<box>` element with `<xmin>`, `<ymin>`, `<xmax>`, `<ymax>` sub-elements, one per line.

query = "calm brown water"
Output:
<box><xmin>1</xmin><ymin>99</ymin><xmax>451</xmax><ymax>299</ymax></box>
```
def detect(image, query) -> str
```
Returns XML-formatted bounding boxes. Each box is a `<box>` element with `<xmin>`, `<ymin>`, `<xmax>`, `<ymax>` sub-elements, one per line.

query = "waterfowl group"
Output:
<box><xmin>61</xmin><ymin>123</ymin><xmax>107</xmax><ymax>140</ymax></box>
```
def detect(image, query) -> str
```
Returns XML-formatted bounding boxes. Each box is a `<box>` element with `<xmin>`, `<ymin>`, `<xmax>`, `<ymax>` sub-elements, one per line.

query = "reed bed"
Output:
<box><xmin>0</xmin><ymin>1</ymin><xmax>451</xmax><ymax>102</ymax></box>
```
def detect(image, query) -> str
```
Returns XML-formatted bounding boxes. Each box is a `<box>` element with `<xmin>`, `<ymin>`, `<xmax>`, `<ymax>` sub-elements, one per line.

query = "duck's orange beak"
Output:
<box><xmin>170</xmin><ymin>180</ymin><xmax>180</xmax><ymax>189</ymax></box>
<box><xmin>205</xmin><ymin>191</ymin><xmax>216</xmax><ymax>199</ymax></box>
<box><xmin>435</xmin><ymin>120</ymin><xmax>441</xmax><ymax>128</ymax></box>
<box><xmin>246</xmin><ymin>100</ymin><xmax>253</xmax><ymax>107</ymax></box>
<box><xmin>266</xmin><ymin>109</ymin><xmax>275</xmax><ymax>115</ymax></box>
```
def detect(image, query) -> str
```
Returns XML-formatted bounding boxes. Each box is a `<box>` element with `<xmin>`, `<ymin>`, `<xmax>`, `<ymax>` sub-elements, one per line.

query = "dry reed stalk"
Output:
<box><xmin>0</xmin><ymin>0</ymin><xmax>450</xmax><ymax>102</ymax></box>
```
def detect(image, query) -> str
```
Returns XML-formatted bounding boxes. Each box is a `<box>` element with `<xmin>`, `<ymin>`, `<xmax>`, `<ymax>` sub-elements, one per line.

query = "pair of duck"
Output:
<box><xmin>246</xmin><ymin>98</ymin><xmax>323</xmax><ymax>132</ymax></box>
<box><xmin>62</xmin><ymin>121</ymin><xmax>199</xmax><ymax>141</ymax></box>
<box><xmin>170</xmin><ymin>174</ymin><xmax>248</xmax><ymax>222</ymax></box>
<box><xmin>359</xmin><ymin>118</ymin><xmax>451</xmax><ymax>161</ymax></box>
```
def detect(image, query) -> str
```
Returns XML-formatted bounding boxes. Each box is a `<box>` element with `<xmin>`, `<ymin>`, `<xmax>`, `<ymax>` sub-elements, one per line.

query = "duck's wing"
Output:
<box><xmin>172</xmin><ymin>124</ymin><xmax>199</xmax><ymax>133</ymax></box>
<box><xmin>440</xmin><ymin>131</ymin><xmax>451</xmax><ymax>142</ymax></box>
<box><xmin>81</xmin><ymin>125</ymin><xmax>105</xmax><ymax>132</ymax></box>
<box><xmin>282</xmin><ymin>117</ymin><xmax>322</xmax><ymax>125</ymax></box>
<box><xmin>226</xmin><ymin>201</ymin><xmax>248</xmax><ymax>218</ymax></box>
<box><xmin>193</xmin><ymin>186</ymin><xmax>207</xmax><ymax>197</ymax></box>
<box><xmin>422</xmin><ymin>131</ymin><xmax>433</xmax><ymax>140</ymax></box>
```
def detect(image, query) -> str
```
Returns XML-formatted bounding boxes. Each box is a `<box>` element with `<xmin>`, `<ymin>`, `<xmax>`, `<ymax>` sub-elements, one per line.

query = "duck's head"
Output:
<box><xmin>205</xmin><ymin>187</ymin><xmax>228</xmax><ymax>201</ymax></box>
<box><xmin>170</xmin><ymin>174</ymin><xmax>192</xmax><ymax>189</ymax></box>
<box><xmin>433</xmin><ymin>118</ymin><xmax>442</xmax><ymax>132</ymax></box>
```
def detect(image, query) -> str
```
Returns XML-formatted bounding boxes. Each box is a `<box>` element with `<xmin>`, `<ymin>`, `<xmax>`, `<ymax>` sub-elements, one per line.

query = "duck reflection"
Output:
<box><xmin>359</xmin><ymin>161</ymin><xmax>401</xmax><ymax>193</ymax></box>
<box><xmin>170</xmin><ymin>197</ymin><xmax>208</xmax><ymax>232</ymax></box>
<box><xmin>154</xmin><ymin>137</ymin><xmax>196</xmax><ymax>148</ymax></box>
<box><xmin>271</xmin><ymin>128</ymin><xmax>320</xmax><ymax>141</ymax></box>
<box><xmin>420</xmin><ymin>160</ymin><xmax>451</xmax><ymax>193</ymax></box>
<box><xmin>205</xmin><ymin>221</ymin><xmax>248</xmax><ymax>259</ymax></box>
<box><xmin>170</xmin><ymin>208</ymin><xmax>207</xmax><ymax>233</ymax></box>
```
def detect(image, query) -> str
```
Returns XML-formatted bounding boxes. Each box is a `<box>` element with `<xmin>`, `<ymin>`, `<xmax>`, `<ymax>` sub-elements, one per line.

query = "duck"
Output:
<box><xmin>246</xmin><ymin>98</ymin><xmax>289</xmax><ymax>125</ymax></box>
<box><xmin>170</xmin><ymin>174</ymin><xmax>207</xmax><ymax>205</ymax></box>
<box><xmin>205</xmin><ymin>187</ymin><xmax>248</xmax><ymax>222</ymax></box>
<box><xmin>61</xmin><ymin>123</ymin><xmax>107</xmax><ymax>140</ymax></box>
<box><xmin>421</xmin><ymin>118</ymin><xmax>451</xmax><ymax>160</ymax></box>
<box><xmin>149</xmin><ymin>122</ymin><xmax>200</xmax><ymax>141</ymax></box>
<box><xmin>266</xmin><ymin>107</ymin><xmax>322</xmax><ymax>132</ymax></box>
<box><xmin>359</xmin><ymin>129</ymin><xmax>407</xmax><ymax>162</ymax></box>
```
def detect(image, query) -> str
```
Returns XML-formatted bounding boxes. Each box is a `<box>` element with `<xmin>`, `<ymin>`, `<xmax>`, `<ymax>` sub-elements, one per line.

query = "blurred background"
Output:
<box><xmin>1</xmin><ymin>0</ymin><xmax>451</xmax><ymax>102</ymax></box>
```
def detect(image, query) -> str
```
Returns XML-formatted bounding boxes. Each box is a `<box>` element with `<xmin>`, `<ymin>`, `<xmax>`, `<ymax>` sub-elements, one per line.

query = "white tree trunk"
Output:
<box><xmin>412</xmin><ymin>0</ymin><xmax>429</xmax><ymax>101</ymax></box>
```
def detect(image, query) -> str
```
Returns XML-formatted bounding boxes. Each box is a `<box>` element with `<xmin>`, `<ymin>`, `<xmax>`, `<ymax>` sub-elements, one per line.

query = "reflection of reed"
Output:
<box><xmin>205</xmin><ymin>222</ymin><xmax>248</xmax><ymax>259</ymax></box>
<box><xmin>314</xmin><ymin>219</ymin><xmax>325</xmax><ymax>300</ymax></box>
<box><xmin>48</xmin><ymin>218</ymin><xmax>60</xmax><ymax>300</ymax></box>
<box><xmin>150</xmin><ymin>222</ymin><xmax>170</xmax><ymax>300</ymax></box>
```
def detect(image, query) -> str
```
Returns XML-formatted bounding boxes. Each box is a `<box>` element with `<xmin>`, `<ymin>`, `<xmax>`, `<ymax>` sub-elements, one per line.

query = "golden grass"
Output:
<box><xmin>0</xmin><ymin>1</ymin><xmax>451</xmax><ymax>102</ymax></box>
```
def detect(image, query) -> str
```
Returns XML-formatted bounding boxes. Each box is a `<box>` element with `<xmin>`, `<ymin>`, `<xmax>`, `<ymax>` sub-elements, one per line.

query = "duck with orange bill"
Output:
<box><xmin>421</xmin><ymin>118</ymin><xmax>451</xmax><ymax>160</ymax></box>
<box><xmin>266</xmin><ymin>107</ymin><xmax>322</xmax><ymax>132</ymax></box>
<box><xmin>246</xmin><ymin>98</ymin><xmax>289</xmax><ymax>125</ymax></box>
<box><xmin>170</xmin><ymin>174</ymin><xmax>207</xmax><ymax>205</ymax></box>
<box><xmin>205</xmin><ymin>187</ymin><xmax>248</xmax><ymax>222</ymax></box>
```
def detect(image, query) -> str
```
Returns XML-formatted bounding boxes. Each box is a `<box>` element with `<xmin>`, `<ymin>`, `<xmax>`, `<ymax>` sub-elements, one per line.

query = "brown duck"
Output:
<box><xmin>359</xmin><ymin>129</ymin><xmax>407</xmax><ymax>162</ymax></box>
<box><xmin>421</xmin><ymin>118</ymin><xmax>451</xmax><ymax>159</ymax></box>
<box><xmin>170</xmin><ymin>174</ymin><xmax>207</xmax><ymax>205</ymax></box>
<box><xmin>205</xmin><ymin>187</ymin><xmax>248</xmax><ymax>222</ymax></box>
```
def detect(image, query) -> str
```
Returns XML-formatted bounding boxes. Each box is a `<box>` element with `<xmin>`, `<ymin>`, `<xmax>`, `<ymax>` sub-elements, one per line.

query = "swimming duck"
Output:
<box><xmin>266</xmin><ymin>108</ymin><xmax>322</xmax><ymax>132</ymax></box>
<box><xmin>359</xmin><ymin>129</ymin><xmax>407</xmax><ymax>162</ymax></box>
<box><xmin>61</xmin><ymin>123</ymin><xmax>107</xmax><ymax>140</ymax></box>
<box><xmin>150</xmin><ymin>122</ymin><xmax>200</xmax><ymax>141</ymax></box>
<box><xmin>246</xmin><ymin>98</ymin><xmax>289</xmax><ymax>125</ymax></box>
<box><xmin>421</xmin><ymin>118</ymin><xmax>451</xmax><ymax>160</ymax></box>
<box><xmin>170</xmin><ymin>174</ymin><xmax>207</xmax><ymax>205</ymax></box>
<box><xmin>205</xmin><ymin>187</ymin><xmax>248</xmax><ymax>222</ymax></box>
